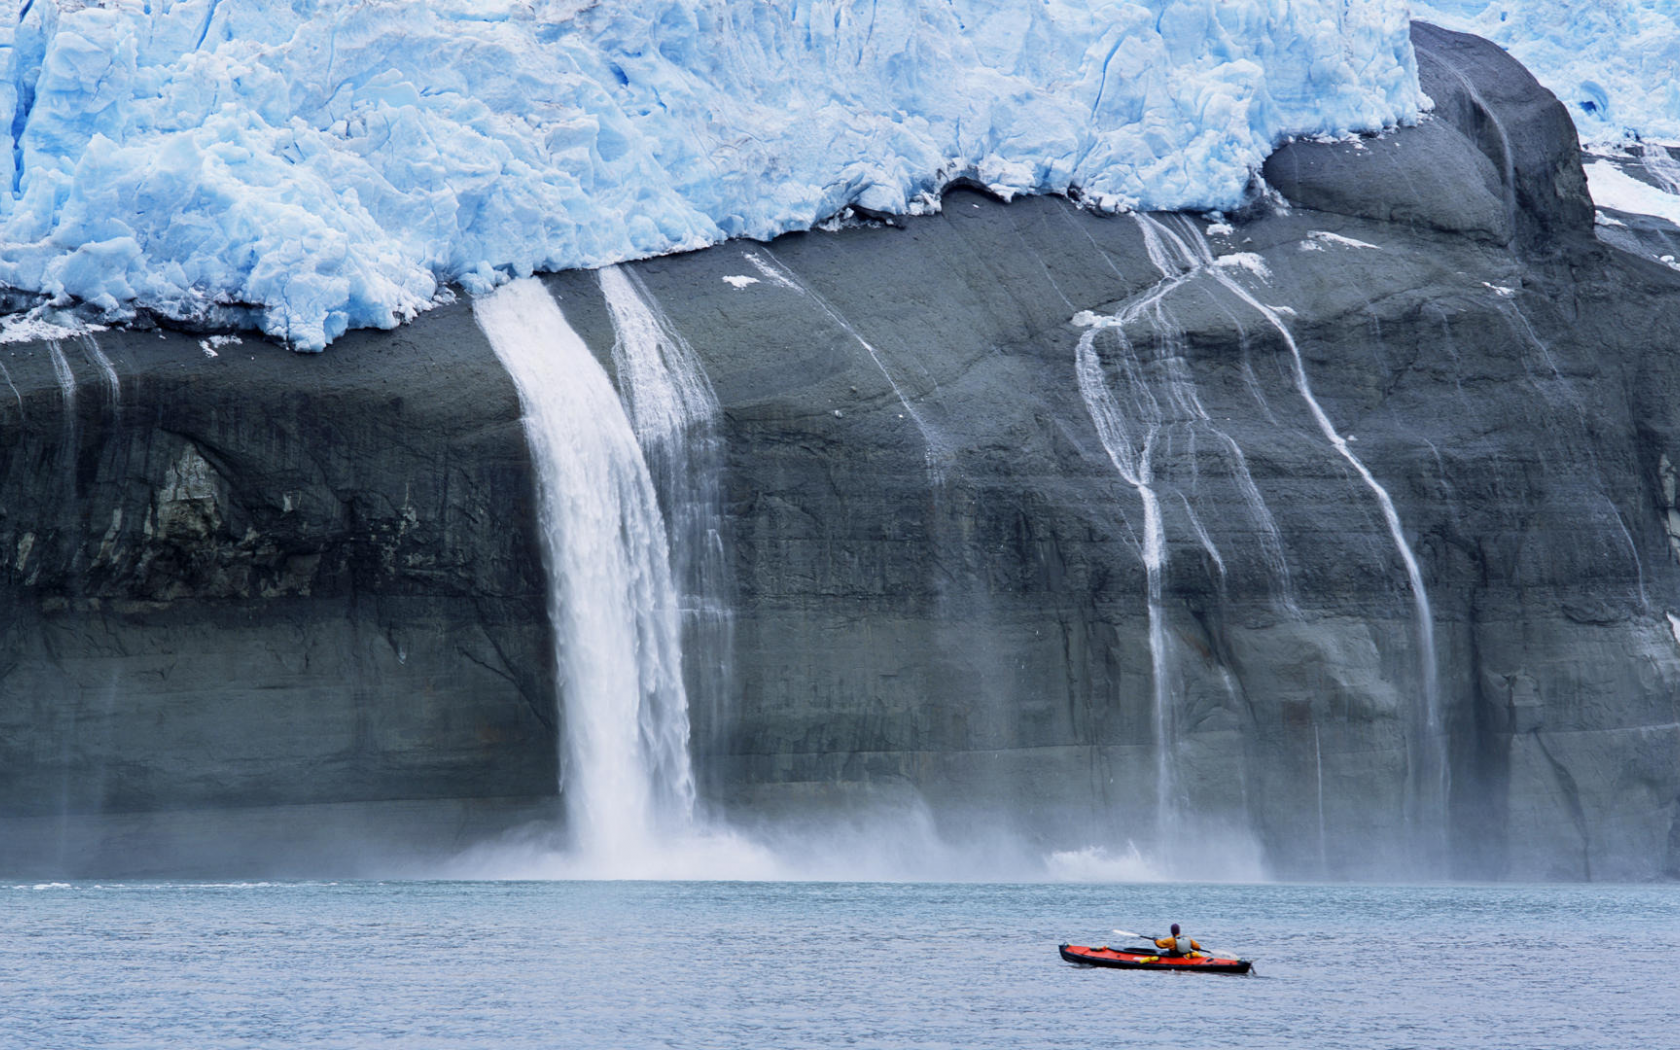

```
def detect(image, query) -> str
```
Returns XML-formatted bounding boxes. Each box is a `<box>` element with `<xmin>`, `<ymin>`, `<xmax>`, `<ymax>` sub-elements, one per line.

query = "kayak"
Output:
<box><xmin>1059</xmin><ymin>943</ymin><xmax>1253</xmax><ymax>974</ymax></box>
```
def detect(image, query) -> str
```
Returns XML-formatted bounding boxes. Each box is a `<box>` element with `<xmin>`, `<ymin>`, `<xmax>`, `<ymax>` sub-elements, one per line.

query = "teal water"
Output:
<box><xmin>4</xmin><ymin>881</ymin><xmax>1674</xmax><ymax>1049</ymax></box>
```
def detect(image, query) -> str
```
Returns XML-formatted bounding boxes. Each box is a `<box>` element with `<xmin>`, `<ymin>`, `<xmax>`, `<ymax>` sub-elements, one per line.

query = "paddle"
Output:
<box><xmin>1111</xmin><ymin>928</ymin><xmax>1239</xmax><ymax>959</ymax></box>
<box><xmin>1110</xmin><ymin>927</ymin><xmax>1155</xmax><ymax>947</ymax></box>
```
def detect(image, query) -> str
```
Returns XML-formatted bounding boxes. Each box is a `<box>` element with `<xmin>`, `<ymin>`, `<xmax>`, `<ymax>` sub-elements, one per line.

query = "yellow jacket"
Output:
<box><xmin>1155</xmin><ymin>935</ymin><xmax>1202</xmax><ymax>953</ymax></box>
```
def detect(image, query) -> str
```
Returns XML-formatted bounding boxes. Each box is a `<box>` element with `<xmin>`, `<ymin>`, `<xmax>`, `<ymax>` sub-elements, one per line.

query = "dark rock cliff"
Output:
<box><xmin>2</xmin><ymin>24</ymin><xmax>1677</xmax><ymax>879</ymax></box>
<box><xmin>0</xmin><ymin>309</ymin><xmax>558</xmax><ymax>873</ymax></box>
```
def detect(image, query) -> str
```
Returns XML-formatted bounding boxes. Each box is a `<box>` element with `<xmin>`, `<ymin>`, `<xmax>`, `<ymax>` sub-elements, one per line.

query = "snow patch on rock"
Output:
<box><xmin>1214</xmin><ymin>252</ymin><xmax>1272</xmax><ymax>279</ymax></box>
<box><xmin>0</xmin><ymin>310</ymin><xmax>105</xmax><ymax>344</ymax></box>
<box><xmin>1585</xmin><ymin>160</ymin><xmax>1680</xmax><ymax>228</ymax></box>
<box><xmin>1309</xmin><ymin>230</ymin><xmax>1381</xmax><ymax>250</ymax></box>
<box><xmin>198</xmin><ymin>334</ymin><xmax>242</xmax><ymax>358</ymax></box>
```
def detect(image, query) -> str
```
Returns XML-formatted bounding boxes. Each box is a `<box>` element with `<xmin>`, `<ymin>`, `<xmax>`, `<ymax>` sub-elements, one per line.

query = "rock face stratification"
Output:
<box><xmin>2</xmin><ymin>24</ymin><xmax>1677</xmax><ymax>879</ymax></box>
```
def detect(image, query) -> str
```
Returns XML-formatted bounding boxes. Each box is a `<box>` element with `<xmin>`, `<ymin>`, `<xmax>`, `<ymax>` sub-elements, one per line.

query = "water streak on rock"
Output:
<box><xmin>745</xmin><ymin>248</ymin><xmax>945</xmax><ymax>473</ymax></box>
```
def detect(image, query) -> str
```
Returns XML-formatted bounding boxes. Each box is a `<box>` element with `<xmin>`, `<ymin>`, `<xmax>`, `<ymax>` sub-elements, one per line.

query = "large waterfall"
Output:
<box><xmin>474</xmin><ymin>278</ymin><xmax>697</xmax><ymax>869</ymax></box>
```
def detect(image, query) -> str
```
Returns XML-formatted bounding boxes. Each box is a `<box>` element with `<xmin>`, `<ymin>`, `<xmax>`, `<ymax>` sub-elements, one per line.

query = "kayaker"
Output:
<box><xmin>1154</xmin><ymin>923</ymin><xmax>1201</xmax><ymax>957</ymax></box>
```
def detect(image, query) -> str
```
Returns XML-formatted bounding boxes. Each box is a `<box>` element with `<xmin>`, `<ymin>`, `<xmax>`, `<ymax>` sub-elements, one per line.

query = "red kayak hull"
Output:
<box><xmin>1059</xmin><ymin>943</ymin><xmax>1252</xmax><ymax>974</ymax></box>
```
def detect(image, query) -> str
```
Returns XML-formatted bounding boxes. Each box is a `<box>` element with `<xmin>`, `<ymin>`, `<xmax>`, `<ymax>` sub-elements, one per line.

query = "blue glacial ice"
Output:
<box><xmin>1412</xmin><ymin>1</ymin><xmax>1680</xmax><ymax>145</ymax></box>
<box><xmin>0</xmin><ymin>0</ymin><xmax>1423</xmax><ymax>350</ymax></box>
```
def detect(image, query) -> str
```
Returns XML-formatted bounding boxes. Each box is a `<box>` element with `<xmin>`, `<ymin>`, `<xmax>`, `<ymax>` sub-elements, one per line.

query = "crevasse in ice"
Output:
<box><xmin>1412</xmin><ymin>1</ymin><xmax>1680</xmax><ymax>146</ymax></box>
<box><xmin>0</xmin><ymin>0</ymin><xmax>1423</xmax><ymax>350</ymax></box>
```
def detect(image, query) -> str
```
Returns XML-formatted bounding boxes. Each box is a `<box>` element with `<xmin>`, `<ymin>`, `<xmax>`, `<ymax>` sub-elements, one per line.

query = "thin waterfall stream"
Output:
<box><xmin>744</xmin><ymin>247</ymin><xmax>947</xmax><ymax>474</ymax></box>
<box><xmin>597</xmin><ymin>263</ymin><xmax>736</xmax><ymax>803</ymax></box>
<box><xmin>1072</xmin><ymin>212</ymin><xmax>1444</xmax><ymax>863</ymax></box>
<box><xmin>82</xmin><ymin>336</ymin><xmax>118</xmax><ymax>409</ymax></box>
<box><xmin>1074</xmin><ymin>222</ymin><xmax>1297</xmax><ymax>852</ymax></box>
<box><xmin>1141</xmin><ymin>214</ymin><xmax>1444</xmax><ymax>852</ymax></box>
<box><xmin>1315</xmin><ymin>723</ymin><xmax>1327</xmax><ymax>874</ymax></box>
<box><xmin>1074</xmin><ymin>325</ymin><xmax>1173</xmax><ymax>842</ymax></box>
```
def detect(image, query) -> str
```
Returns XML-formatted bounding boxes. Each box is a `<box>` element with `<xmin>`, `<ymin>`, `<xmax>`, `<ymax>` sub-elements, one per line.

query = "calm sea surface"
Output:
<box><xmin>3</xmin><ymin>880</ymin><xmax>1675</xmax><ymax>1049</ymax></box>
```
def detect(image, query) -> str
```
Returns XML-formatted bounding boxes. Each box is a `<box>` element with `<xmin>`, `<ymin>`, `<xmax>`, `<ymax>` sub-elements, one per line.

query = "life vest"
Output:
<box><xmin>1174</xmin><ymin>935</ymin><xmax>1194</xmax><ymax>955</ymax></box>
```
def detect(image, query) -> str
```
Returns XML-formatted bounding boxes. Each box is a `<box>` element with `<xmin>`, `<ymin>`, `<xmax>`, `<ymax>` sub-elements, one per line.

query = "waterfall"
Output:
<box><xmin>0</xmin><ymin>360</ymin><xmax>21</xmax><ymax>424</ymax></box>
<box><xmin>1438</xmin><ymin>63</ymin><xmax>1521</xmax><ymax>238</ymax></box>
<box><xmin>1073</xmin><ymin>218</ymin><xmax>1298</xmax><ymax>846</ymax></box>
<box><xmin>596</xmin><ymin>264</ymin><xmax>735</xmax><ymax>800</ymax></box>
<box><xmin>1178</xmin><ymin>491</ymin><xmax>1226</xmax><ymax>583</ymax></box>
<box><xmin>1222</xmin><ymin>258</ymin><xmax>1445</xmax><ymax>842</ymax></box>
<box><xmin>1602</xmin><ymin>494</ymin><xmax>1650</xmax><ymax>612</ymax></box>
<box><xmin>598</xmin><ymin>266</ymin><xmax>718</xmax><ymax>441</ymax></box>
<box><xmin>1141</xmin><ymin>214</ymin><xmax>1444</xmax><ymax>851</ymax></box>
<box><xmin>474</xmin><ymin>277</ymin><xmax>696</xmax><ymax>865</ymax></box>
<box><xmin>743</xmin><ymin>248</ymin><xmax>944</xmax><ymax>470</ymax></box>
<box><xmin>45</xmin><ymin>340</ymin><xmax>78</xmax><ymax>458</ymax></box>
<box><xmin>46</xmin><ymin>340</ymin><xmax>76</xmax><ymax>408</ymax></box>
<box><xmin>1074</xmin><ymin>323</ymin><xmax>1175</xmax><ymax>841</ymax></box>
<box><xmin>1115</xmin><ymin>220</ymin><xmax>1296</xmax><ymax>607</ymax></box>
<box><xmin>82</xmin><ymin>336</ymin><xmax>119</xmax><ymax>410</ymax></box>
<box><xmin>1639</xmin><ymin>143</ymin><xmax>1680</xmax><ymax>195</ymax></box>
<box><xmin>1314</xmin><ymin>723</ymin><xmax>1328</xmax><ymax>874</ymax></box>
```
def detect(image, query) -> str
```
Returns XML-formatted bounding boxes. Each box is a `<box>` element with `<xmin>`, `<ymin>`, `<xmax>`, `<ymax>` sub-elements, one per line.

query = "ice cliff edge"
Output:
<box><xmin>0</xmin><ymin>0</ymin><xmax>1422</xmax><ymax>350</ymax></box>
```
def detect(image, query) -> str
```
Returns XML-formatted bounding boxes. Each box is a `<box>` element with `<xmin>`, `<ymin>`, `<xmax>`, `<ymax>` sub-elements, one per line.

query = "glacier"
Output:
<box><xmin>1412</xmin><ymin>1</ymin><xmax>1680</xmax><ymax>145</ymax></box>
<box><xmin>0</xmin><ymin>0</ymin><xmax>1423</xmax><ymax>350</ymax></box>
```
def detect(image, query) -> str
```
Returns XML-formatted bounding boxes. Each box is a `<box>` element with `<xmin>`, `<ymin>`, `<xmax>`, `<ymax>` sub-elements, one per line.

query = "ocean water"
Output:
<box><xmin>3</xmin><ymin>880</ymin><xmax>1674</xmax><ymax>1049</ymax></box>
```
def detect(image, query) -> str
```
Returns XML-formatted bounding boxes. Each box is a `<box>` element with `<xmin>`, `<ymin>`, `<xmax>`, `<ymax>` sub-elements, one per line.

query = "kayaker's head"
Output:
<box><xmin>1170</xmin><ymin>923</ymin><xmax>1180</xmax><ymax>936</ymax></box>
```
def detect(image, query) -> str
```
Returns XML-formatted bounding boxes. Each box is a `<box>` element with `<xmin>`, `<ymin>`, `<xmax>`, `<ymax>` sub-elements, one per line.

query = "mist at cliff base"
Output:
<box><xmin>435</xmin><ymin>796</ymin><xmax>1269</xmax><ymax>884</ymax></box>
